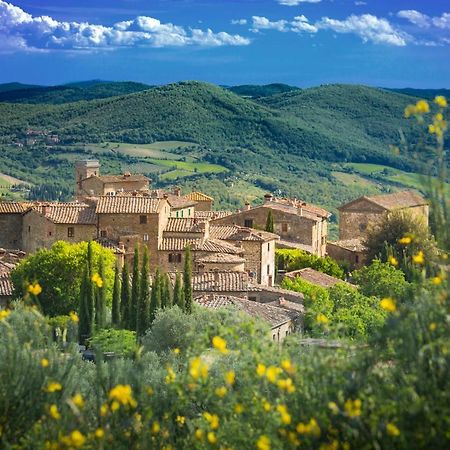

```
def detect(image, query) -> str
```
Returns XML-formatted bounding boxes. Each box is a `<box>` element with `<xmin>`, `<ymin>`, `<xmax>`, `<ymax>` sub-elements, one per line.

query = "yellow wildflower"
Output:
<box><xmin>316</xmin><ymin>313</ymin><xmax>329</xmax><ymax>325</ymax></box>
<box><xmin>281</xmin><ymin>359</ymin><xmax>294</xmax><ymax>374</ymax></box>
<box><xmin>386</xmin><ymin>423</ymin><xmax>400</xmax><ymax>437</ymax></box>
<box><xmin>69</xmin><ymin>431</ymin><xmax>85</xmax><ymax>448</ymax></box>
<box><xmin>266</xmin><ymin>365</ymin><xmax>281</xmax><ymax>383</ymax></box>
<box><xmin>100</xmin><ymin>403</ymin><xmax>108</xmax><ymax>416</ymax></box>
<box><xmin>276</xmin><ymin>404</ymin><xmax>291</xmax><ymax>424</ymax></box>
<box><xmin>46</xmin><ymin>381</ymin><xmax>62</xmax><ymax>393</ymax></box>
<box><xmin>69</xmin><ymin>311</ymin><xmax>79</xmax><ymax>323</ymax></box>
<box><xmin>109</xmin><ymin>384</ymin><xmax>137</xmax><ymax>408</ymax></box>
<box><xmin>431</xmin><ymin>276</ymin><xmax>442</xmax><ymax>285</ymax></box>
<box><xmin>173</xmin><ymin>347</ymin><xmax>180</xmax><ymax>354</ymax></box>
<box><xmin>234</xmin><ymin>403</ymin><xmax>244</xmax><ymax>414</ymax></box>
<box><xmin>165</xmin><ymin>366</ymin><xmax>177</xmax><ymax>384</ymax></box>
<box><xmin>111</xmin><ymin>401</ymin><xmax>120</xmax><ymax>412</ymax></box>
<box><xmin>412</xmin><ymin>251</ymin><xmax>425</xmax><ymax>265</ymax></box>
<box><xmin>263</xmin><ymin>400</ymin><xmax>271</xmax><ymax>412</ymax></box>
<box><xmin>41</xmin><ymin>358</ymin><xmax>49</xmax><ymax>368</ymax></box>
<box><xmin>95</xmin><ymin>428</ymin><xmax>105</xmax><ymax>439</ymax></box>
<box><xmin>152</xmin><ymin>422</ymin><xmax>160</xmax><ymax>434</ymax></box>
<box><xmin>49</xmin><ymin>404</ymin><xmax>60</xmax><ymax>420</ymax></box>
<box><xmin>388</xmin><ymin>256</ymin><xmax>398</xmax><ymax>266</ymax></box>
<box><xmin>215</xmin><ymin>387</ymin><xmax>227</xmax><ymax>398</ymax></box>
<box><xmin>429</xmin><ymin>322</ymin><xmax>437</xmax><ymax>331</ymax></box>
<box><xmin>91</xmin><ymin>273</ymin><xmax>103</xmax><ymax>288</ymax></box>
<box><xmin>256</xmin><ymin>435</ymin><xmax>270</xmax><ymax>450</ymax></box>
<box><xmin>256</xmin><ymin>363</ymin><xmax>266</xmax><ymax>377</ymax></box>
<box><xmin>0</xmin><ymin>309</ymin><xmax>10</xmax><ymax>321</ymax></box>
<box><xmin>398</xmin><ymin>236</ymin><xmax>412</xmax><ymax>245</ymax></box>
<box><xmin>207</xmin><ymin>431</ymin><xmax>217</xmax><ymax>444</ymax></box>
<box><xmin>203</xmin><ymin>412</ymin><xmax>219</xmax><ymax>429</ymax></box>
<box><xmin>404</xmin><ymin>104</ymin><xmax>416</xmax><ymax>118</ymax></box>
<box><xmin>71</xmin><ymin>393</ymin><xmax>84</xmax><ymax>408</ymax></box>
<box><xmin>277</xmin><ymin>378</ymin><xmax>295</xmax><ymax>393</ymax></box>
<box><xmin>415</xmin><ymin>100</ymin><xmax>430</xmax><ymax>114</ymax></box>
<box><xmin>344</xmin><ymin>398</ymin><xmax>362</xmax><ymax>418</ymax></box>
<box><xmin>212</xmin><ymin>336</ymin><xmax>228</xmax><ymax>354</ymax></box>
<box><xmin>434</xmin><ymin>96</ymin><xmax>448</xmax><ymax>108</ymax></box>
<box><xmin>380</xmin><ymin>297</ymin><xmax>397</xmax><ymax>313</ymax></box>
<box><xmin>146</xmin><ymin>386</ymin><xmax>154</xmax><ymax>395</ymax></box>
<box><xmin>189</xmin><ymin>357</ymin><xmax>208</xmax><ymax>381</ymax></box>
<box><xmin>176</xmin><ymin>415</ymin><xmax>185</xmax><ymax>426</ymax></box>
<box><xmin>27</xmin><ymin>283</ymin><xmax>42</xmax><ymax>296</ymax></box>
<box><xmin>195</xmin><ymin>429</ymin><xmax>204</xmax><ymax>441</ymax></box>
<box><xmin>328</xmin><ymin>402</ymin><xmax>339</xmax><ymax>414</ymax></box>
<box><xmin>225</xmin><ymin>370</ymin><xmax>235</xmax><ymax>385</ymax></box>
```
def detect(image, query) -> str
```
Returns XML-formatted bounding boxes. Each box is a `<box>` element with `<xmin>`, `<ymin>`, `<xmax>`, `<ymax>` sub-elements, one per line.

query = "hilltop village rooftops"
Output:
<box><xmin>195</xmin><ymin>294</ymin><xmax>301</xmax><ymax>328</ymax></box>
<box><xmin>327</xmin><ymin>239</ymin><xmax>367</xmax><ymax>252</ymax></box>
<box><xmin>197</xmin><ymin>253</ymin><xmax>246</xmax><ymax>264</ymax></box>
<box><xmin>194</xmin><ymin>210</ymin><xmax>233</xmax><ymax>220</ymax></box>
<box><xmin>0</xmin><ymin>202</ymin><xmax>33</xmax><ymax>214</ymax></box>
<box><xmin>29</xmin><ymin>203</ymin><xmax>97</xmax><ymax>225</ymax></box>
<box><xmin>159</xmin><ymin>237</ymin><xmax>243</xmax><ymax>254</ymax></box>
<box><xmin>339</xmin><ymin>190</ymin><xmax>428</xmax><ymax>211</ymax></box>
<box><xmin>262</xmin><ymin>195</ymin><xmax>331</xmax><ymax>219</ymax></box>
<box><xmin>185</xmin><ymin>192</ymin><xmax>214</xmax><ymax>202</ymax></box>
<box><xmin>165</xmin><ymin>218</ymin><xmax>208</xmax><ymax>233</ymax></box>
<box><xmin>209</xmin><ymin>225</ymin><xmax>279</xmax><ymax>242</ymax></box>
<box><xmin>284</xmin><ymin>267</ymin><xmax>348</xmax><ymax>289</ymax></box>
<box><xmin>95</xmin><ymin>196</ymin><xmax>164</xmax><ymax>214</ymax></box>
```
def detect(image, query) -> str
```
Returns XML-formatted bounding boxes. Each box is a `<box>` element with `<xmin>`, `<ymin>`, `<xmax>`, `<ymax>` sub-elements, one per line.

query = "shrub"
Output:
<box><xmin>89</xmin><ymin>328</ymin><xmax>137</xmax><ymax>357</ymax></box>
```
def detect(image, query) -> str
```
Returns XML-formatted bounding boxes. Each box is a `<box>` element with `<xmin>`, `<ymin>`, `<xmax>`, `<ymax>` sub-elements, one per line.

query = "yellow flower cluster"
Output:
<box><xmin>60</xmin><ymin>430</ymin><xmax>86</xmax><ymax>448</ymax></box>
<box><xmin>344</xmin><ymin>399</ymin><xmax>362</xmax><ymax>418</ymax></box>
<box><xmin>49</xmin><ymin>404</ymin><xmax>61</xmax><ymax>420</ymax></box>
<box><xmin>225</xmin><ymin>370</ymin><xmax>235</xmax><ymax>385</ymax></box>
<box><xmin>256</xmin><ymin>435</ymin><xmax>270</xmax><ymax>450</ymax></box>
<box><xmin>69</xmin><ymin>311</ymin><xmax>79</xmax><ymax>323</ymax></box>
<box><xmin>165</xmin><ymin>367</ymin><xmax>177</xmax><ymax>384</ymax></box>
<box><xmin>277</xmin><ymin>377</ymin><xmax>295</xmax><ymax>393</ymax></box>
<box><xmin>0</xmin><ymin>309</ymin><xmax>11</xmax><ymax>321</ymax></box>
<box><xmin>189</xmin><ymin>357</ymin><xmax>208</xmax><ymax>381</ymax></box>
<box><xmin>27</xmin><ymin>282</ymin><xmax>42</xmax><ymax>296</ymax></box>
<box><xmin>46</xmin><ymin>381</ymin><xmax>62</xmax><ymax>393</ymax></box>
<box><xmin>388</xmin><ymin>256</ymin><xmax>398</xmax><ymax>266</ymax></box>
<box><xmin>398</xmin><ymin>236</ymin><xmax>412</xmax><ymax>245</ymax></box>
<box><xmin>429</xmin><ymin>112</ymin><xmax>447</xmax><ymax>138</ymax></box>
<box><xmin>212</xmin><ymin>336</ymin><xmax>228</xmax><ymax>354</ymax></box>
<box><xmin>203</xmin><ymin>412</ymin><xmax>219</xmax><ymax>429</ymax></box>
<box><xmin>412</xmin><ymin>251</ymin><xmax>425</xmax><ymax>265</ymax></box>
<box><xmin>71</xmin><ymin>393</ymin><xmax>84</xmax><ymax>408</ymax></box>
<box><xmin>215</xmin><ymin>386</ymin><xmax>227</xmax><ymax>398</ymax></box>
<box><xmin>386</xmin><ymin>423</ymin><xmax>401</xmax><ymax>437</ymax></box>
<box><xmin>276</xmin><ymin>404</ymin><xmax>291</xmax><ymax>425</ymax></box>
<box><xmin>108</xmin><ymin>384</ymin><xmax>137</xmax><ymax>408</ymax></box>
<box><xmin>404</xmin><ymin>100</ymin><xmax>430</xmax><ymax>118</ymax></box>
<box><xmin>296</xmin><ymin>418</ymin><xmax>321</xmax><ymax>437</ymax></box>
<box><xmin>91</xmin><ymin>273</ymin><xmax>103</xmax><ymax>288</ymax></box>
<box><xmin>316</xmin><ymin>313</ymin><xmax>329</xmax><ymax>325</ymax></box>
<box><xmin>380</xmin><ymin>297</ymin><xmax>396</xmax><ymax>313</ymax></box>
<box><xmin>41</xmin><ymin>358</ymin><xmax>49</xmax><ymax>368</ymax></box>
<box><xmin>435</xmin><ymin>95</ymin><xmax>448</xmax><ymax>108</ymax></box>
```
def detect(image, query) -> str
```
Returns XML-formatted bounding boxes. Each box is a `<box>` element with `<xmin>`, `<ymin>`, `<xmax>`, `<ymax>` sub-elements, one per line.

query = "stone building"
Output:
<box><xmin>283</xmin><ymin>267</ymin><xmax>349</xmax><ymax>289</ymax></box>
<box><xmin>338</xmin><ymin>190</ymin><xmax>429</xmax><ymax>241</ymax></box>
<box><xmin>185</xmin><ymin>192</ymin><xmax>214</xmax><ymax>211</ymax></box>
<box><xmin>22</xmin><ymin>203</ymin><xmax>97</xmax><ymax>253</ymax></box>
<box><xmin>0</xmin><ymin>202</ymin><xmax>31</xmax><ymax>249</ymax></box>
<box><xmin>75</xmin><ymin>160</ymin><xmax>150</xmax><ymax>198</ymax></box>
<box><xmin>212</xmin><ymin>194</ymin><xmax>330</xmax><ymax>257</ymax></box>
<box><xmin>326</xmin><ymin>239</ymin><xmax>368</xmax><ymax>269</ymax></box>
<box><xmin>0</xmin><ymin>249</ymin><xmax>26</xmax><ymax>308</ymax></box>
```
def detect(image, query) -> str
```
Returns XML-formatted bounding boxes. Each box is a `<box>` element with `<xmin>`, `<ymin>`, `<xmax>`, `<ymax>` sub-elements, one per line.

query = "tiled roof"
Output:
<box><xmin>196</xmin><ymin>211</ymin><xmax>233</xmax><ymax>220</ymax></box>
<box><xmin>0</xmin><ymin>274</ymin><xmax>12</xmax><ymax>297</ymax></box>
<box><xmin>267</xmin><ymin>298</ymin><xmax>305</xmax><ymax>313</ymax></box>
<box><xmin>0</xmin><ymin>202</ymin><xmax>32</xmax><ymax>214</ymax></box>
<box><xmin>264</xmin><ymin>198</ymin><xmax>330</xmax><ymax>218</ymax></box>
<box><xmin>210</xmin><ymin>225</ymin><xmax>279</xmax><ymax>242</ymax></box>
<box><xmin>31</xmin><ymin>203</ymin><xmax>96</xmax><ymax>225</ymax></box>
<box><xmin>165</xmin><ymin>218</ymin><xmax>207</xmax><ymax>233</ymax></box>
<box><xmin>366</xmin><ymin>191</ymin><xmax>427</xmax><ymax>210</ymax></box>
<box><xmin>277</xmin><ymin>240</ymin><xmax>314</xmax><ymax>253</ymax></box>
<box><xmin>192</xmin><ymin>272</ymin><xmax>256</xmax><ymax>292</ymax></box>
<box><xmin>285</xmin><ymin>268</ymin><xmax>346</xmax><ymax>289</ymax></box>
<box><xmin>96</xmin><ymin>196</ymin><xmax>162</xmax><ymax>214</ymax></box>
<box><xmin>160</xmin><ymin>238</ymin><xmax>243</xmax><ymax>254</ymax></box>
<box><xmin>195</xmin><ymin>294</ymin><xmax>300</xmax><ymax>328</ymax></box>
<box><xmin>260</xmin><ymin>203</ymin><xmax>327</xmax><ymax>221</ymax></box>
<box><xmin>327</xmin><ymin>239</ymin><xmax>367</xmax><ymax>252</ymax></box>
<box><xmin>185</xmin><ymin>192</ymin><xmax>214</xmax><ymax>202</ymax></box>
<box><xmin>197</xmin><ymin>253</ymin><xmax>246</xmax><ymax>264</ymax></box>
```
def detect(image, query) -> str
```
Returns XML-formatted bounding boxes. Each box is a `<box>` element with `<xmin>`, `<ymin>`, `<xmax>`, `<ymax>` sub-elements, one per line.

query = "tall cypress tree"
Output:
<box><xmin>130</xmin><ymin>245</ymin><xmax>140</xmax><ymax>331</ymax></box>
<box><xmin>78</xmin><ymin>261</ymin><xmax>91</xmax><ymax>344</ymax></box>
<box><xmin>120</xmin><ymin>263</ymin><xmax>131</xmax><ymax>329</ymax></box>
<box><xmin>137</xmin><ymin>247</ymin><xmax>150</xmax><ymax>337</ymax></box>
<box><xmin>183</xmin><ymin>245</ymin><xmax>193</xmax><ymax>314</ymax></box>
<box><xmin>173</xmin><ymin>272</ymin><xmax>184</xmax><ymax>310</ymax></box>
<box><xmin>95</xmin><ymin>256</ymin><xmax>107</xmax><ymax>329</ymax></box>
<box><xmin>265</xmin><ymin>210</ymin><xmax>274</xmax><ymax>233</ymax></box>
<box><xmin>86</xmin><ymin>241</ymin><xmax>95</xmax><ymax>329</ymax></box>
<box><xmin>111</xmin><ymin>262</ymin><xmax>121</xmax><ymax>327</ymax></box>
<box><xmin>149</xmin><ymin>267</ymin><xmax>161</xmax><ymax>323</ymax></box>
<box><xmin>161</xmin><ymin>273</ymin><xmax>172</xmax><ymax>309</ymax></box>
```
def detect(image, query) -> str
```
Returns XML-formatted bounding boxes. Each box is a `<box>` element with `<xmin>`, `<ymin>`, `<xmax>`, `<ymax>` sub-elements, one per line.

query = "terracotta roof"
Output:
<box><xmin>185</xmin><ymin>192</ymin><xmax>214</xmax><ymax>202</ymax></box>
<box><xmin>167</xmin><ymin>195</ymin><xmax>197</xmax><ymax>210</ymax></box>
<box><xmin>210</xmin><ymin>225</ymin><xmax>279</xmax><ymax>242</ymax></box>
<box><xmin>192</xmin><ymin>272</ymin><xmax>256</xmax><ymax>293</ymax></box>
<box><xmin>277</xmin><ymin>240</ymin><xmax>314</xmax><ymax>253</ymax></box>
<box><xmin>96</xmin><ymin>196</ymin><xmax>162</xmax><ymax>214</ymax></box>
<box><xmin>0</xmin><ymin>202</ymin><xmax>31</xmax><ymax>214</ymax></box>
<box><xmin>0</xmin><ymin>274</ymin><xmax>12</xmax><ymax>297</ymax></box>
<box><xmin>196</xmin><ymin>210</ymin><xmax>233</xmax><ymax>220</ymax></box>
<box><xmin>267</xmin><ymin>298</ymin><xmax>305</xmax><ymax>313</ymax></box>
<box><xmin>264</xmin><ymin>197</ymin><xmax>330</xmax><ymax>218</ymax></box>
<box><xmin>327</xmin><ymin>239</ymin><xmax>367</xmax><ymax>252</ymax></box>
<box><xmin>165</xmin><ymin>218</ymin><xmax>207</xmax><ymax>233</ymax></box>
<box><xmin>197</xmin><ymin>253</ymin><xmax>246</xmax><ymax>264</ymax></box>
<box><xmin>160</xmin><ymin>238</ymin><xmax>242</xmax><ymax>254</ymax></box>
<box><xmin>260</xmin><ymin>203</ymin><xmax>327</xmax><ymax>221</ymax></box>
<box><xmin>339</xmin><ymin>191</ymin><xmax>428</xmax><ymax>211</ymax></box>
<box><xmin>285</xmin><ymin>268</ymin><xmax>346</xmax><ymax>289</ymax></box>
<box><xmin>31</xmin><ymin>203</ymin><xmax>96</xmax><ymax>225</ymax></box>
<box><xmin>195</xmin><ymin>294</ymin><xmax>300</xmax><ymax>328</ymax></box>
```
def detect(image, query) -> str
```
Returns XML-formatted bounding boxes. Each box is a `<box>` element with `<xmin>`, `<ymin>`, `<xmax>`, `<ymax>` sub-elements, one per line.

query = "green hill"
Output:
<box><xmin>227</xmin><ymin>83</ymin><xmax>300</xmax><ymax>98</ymax></box>
<box><xmin>0</xmin><ymin>81</ymin><xmax>440</xmax><ymax>219</ymax></box>
<box><xmin>0</xmin><ymin>82</ymin><xmax>41</xmax><ymax>93</ymax></box>
<box><xmin>383</xmin><ymin>87</ymin><xmax>450</xmax><ymax>100</ymax></box>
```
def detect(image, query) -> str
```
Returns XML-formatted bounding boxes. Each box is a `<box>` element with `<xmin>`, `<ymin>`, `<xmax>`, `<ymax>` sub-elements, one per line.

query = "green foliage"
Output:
<box><xmin>137</xmin><ymin>247</ymin><xmax>150</xmax><ymax>337</ymax></box>
<box><xmin>120</xmin><ymin>263</ymin><xmax>131</xmax><ymax>329</ymax></box>
<box><xmin>149</xmin><ymin>268</ymin><xmax>161</xmax><ymax>324</ymax></box>
<box><xmin>11</xmin><ymin>240</ymin><xmax>114</xmax><ymax>317</ymax></box>
<box><xmin>227</xmin><ymin>83</ymin><xmax>300</xmax><ymax>98</ymax></box>
<box><xmin>276</xmin><ymin>249</ymin><xmax>344</xmax><ymax>279</ymax></box>
<box><xmin>173</xmin><ymin>272</ymin><xmax>184</xmax><ymax>310</ymax></box>
<box><xmin>88</xmin><ymin>328</ymin><xmax>137</xmax><ymax>357</ymax></box>
<box><xmin>111</xmin><ymin>263</ymin><xmax>121</xmax><ymax>327</ymax></box>
<box><xmin>130</xmin><ymin>246</ymin><xmax>140</xmax><ymax>331</ymax></box>
<box><xmin>161</xmin><ymin>273</ymin><xmax>172</xmax><ymax>309</ymax></box>
<box><xmin>352</xmin><ymin>259</ymin><xmax>412</xmax><ymax>301</ymax></box>
<box><xmin>265</xmin><ymin>210</ymin><xmax>274</xmax><ymax>233</ymax></box>
<box><xmin>94</xmin><ymin>256</ymin><xmax>107</xmax><ymax>329</ymax></box>
<box><xmin>183</xmin><ymin>245</ymin><xmax>193</xmax><ymax>314</ymax></box>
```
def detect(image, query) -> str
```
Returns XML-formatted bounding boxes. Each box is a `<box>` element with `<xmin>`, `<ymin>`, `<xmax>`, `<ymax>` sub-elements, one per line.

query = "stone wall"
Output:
<box><xmin>0</xmin><ymin>214</ymin><xmax>23</xmax><ymax>249</ymax></box>
<box><xmin>326</xmin><ymin>243</ymin><xmax>366</xmax><ymax>269</ymax></box>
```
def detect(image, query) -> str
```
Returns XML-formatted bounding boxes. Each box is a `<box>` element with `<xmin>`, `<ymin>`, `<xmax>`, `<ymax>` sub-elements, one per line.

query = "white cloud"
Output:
<box><xmin>291</xmin><ymin>15</ymin><xmax>318</xmax><ymax>33</ymax></box>
<box><xmin>433</xmin><ymin>12</ymin><xmax>450</xmax><ymax>30</ymax></box>
<box><xmin>278</xmin><ymin>0</ymin><xmax>321</xmax><ymax>5</ymax></box>
<box><xmin>231</xmin><ymin>19</ymin><xmax>247</xmax><ymax>25</ymax></box>
<box><xmin>354</xmin><ymin>1</ymin><xmax>367</xmax><ymax>5</ymax></box>
<box><xmin>251</xmin><ymin>16</ymin><xmax>288</xmax><ymax>32</ymax></box>
<box><xmin>397</xmin><ymin>10</ymin><xmax>430</xmax><ymax>28</ymax></box>
<box><xmin>317</xmin><ymin>14</ymin><xmax>410</xmax><ymax>46</ymax></box>
<box><xmin>0</xmin><ymin>0</ymin><xmax>250</xmax><ymax>51</ymax></box>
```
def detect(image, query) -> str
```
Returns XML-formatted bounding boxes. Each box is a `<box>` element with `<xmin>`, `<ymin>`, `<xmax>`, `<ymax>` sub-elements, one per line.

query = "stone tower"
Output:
<box><xmin>75</xmin><ymin>160</ymin><xmax>100</xmax><ymax>196</ymax></box>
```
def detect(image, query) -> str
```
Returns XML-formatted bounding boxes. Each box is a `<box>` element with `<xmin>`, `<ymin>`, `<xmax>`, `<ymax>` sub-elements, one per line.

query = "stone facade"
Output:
<box><xmin>0</xmin><ymin>213</ymin><xmax>23</xmax><ymax>249</ymax></box>
<box><xmin>326</xmin><ymin>240</ymin><xmax>367</xmax><ymax>269</ymax></box>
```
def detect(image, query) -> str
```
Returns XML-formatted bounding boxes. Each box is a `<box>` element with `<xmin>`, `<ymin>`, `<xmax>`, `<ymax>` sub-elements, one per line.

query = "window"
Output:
<box><xmin>28</xmin><ymin>226</ymin><xmax>31</xmax><ymax>233</ymax></box>
<box><xmin>48</xmin><ymin>231</ymin><xmax>52</xmax><ymax>237</ymax></box>
<box><xmin>355</xmin><ymin>255</ymin><xmax>359</xmax><ymax>263</ymax></box>
<box><xmin>143</xmin><ymin>234</ymin><xmax>149</xmax><ymax>242</ymax></box>
<box><xmin>188</xmin><ymin>209</ymin><xmax>191</xmax><ymax>217</ymax></box>
<box><xmin>176</xmin><ymin>211</ymin><xmax>179</xmax><ymax>218</ymax></box>
<box><xmin>267</xmin><ymin>242</ymin><xmax>270</xmax><ymax>251</ymax></box>
<box><xmin>140</xmin><ymin>215</ymin><xmax>147</xmax><ymax>224</ymax></box>
<box><xmin>244</xmin><ymin>218</ymin><xmax>253</xmax><ymax>228</ymax></box>
<box><xmin>282</xmin><ymin>223</ymin><xmax>288</xmax><ymax>232</ymax></box>
<box><xmin>100</xmin><ymin>230</ymin><xmax>107</xmax><ymax>238</ymax></box>
<box><xmin>168</xmin><ymin>253</ymin><xmax>182</xmax><ymax>263</ymax></box>
<box><xmin>267</xmin><ymin>264</ymin><xmax>270</xmax><ymax>275</ymax></box>
<box><xmin>67</xmin><ymin>227</ymin><xmax>74</xmax><ymax>238</ymax></box>
<box><xmin>359</xmin><ymin>223</ymin><xmax>367</xmax><ymax>232</ymax></box>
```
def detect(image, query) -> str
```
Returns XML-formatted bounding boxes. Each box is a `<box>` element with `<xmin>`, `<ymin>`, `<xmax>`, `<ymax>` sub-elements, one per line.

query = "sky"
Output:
<box><xmin>0</xmin><ymin>0</ymin><xmax>449</xmax><ymax>88</ymax></box>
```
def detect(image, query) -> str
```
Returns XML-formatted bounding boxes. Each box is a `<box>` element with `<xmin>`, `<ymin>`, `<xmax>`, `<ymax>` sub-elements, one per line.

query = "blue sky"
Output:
<box><xmin>1</xmin><ymin>0</ymin><xmax>449</xmax><ymax>87</ymax></box>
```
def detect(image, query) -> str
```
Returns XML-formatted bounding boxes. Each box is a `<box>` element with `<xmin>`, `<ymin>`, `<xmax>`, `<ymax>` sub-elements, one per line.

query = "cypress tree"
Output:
<box><xmin>161</xmin><ymin>273</ymin><xmax>172</xmax><ymax>309</ymax></box>
<box><xmin>137</xmin><ymin>247</ymin><xmax>150</xmax><ymax>337</ymax></box>
<box><xmin>265</xmin><ymin>210</ymin><xmax>274</xmax><ymax>233</ymax></box>
<box><xmin>95</xmin><ymin>256</ymin><xmax>107</xmax><ymax>329</ymax></box>
<box><xmin>86</xmin><ymin>241</ymin><xmax>95</xmax><ymax>329</ymax></box>
<box><xmin>111</xmin><ymin>262</ymin><xmax>121</xmax><ymax>327</ymax></box>
<box><xmin>78</xmin><ymin>262</ymin><xmax>91</xmax><ymax>344</ymax></box>
<box><xmin>130</xmin><ymin>245</ymin><xmax>140</xmax><ymax>331</ymax></box>
<box><xmin>173</xmin><ymin>272</ymin><xmax>184</xmax><ymax>310</ymax></box>
<box><xmin>120</xmin><ymin>263</ymin><xmax>131</xmax><ymax>329</ymax></box>
<box><xmin>149</xmin><ymin>267</ymin><xmax>161</xmax><ymax>323</ymax></box>
<box><xmin>183</xmin><ymin>245</ymin><xmax>193</xmax><ymax>314</ymax></box>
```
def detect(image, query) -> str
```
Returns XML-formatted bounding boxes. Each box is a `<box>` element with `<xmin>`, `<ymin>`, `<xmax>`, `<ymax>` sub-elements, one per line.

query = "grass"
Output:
<box><xmin>331</xmin><ymin>171</ymin><xmax>382</xmax><ymax>191</ymax></box>
<box><xmin>149</xmin><ymin>159</ymin><xmax>227</xmax><ymax>174</ymax></box>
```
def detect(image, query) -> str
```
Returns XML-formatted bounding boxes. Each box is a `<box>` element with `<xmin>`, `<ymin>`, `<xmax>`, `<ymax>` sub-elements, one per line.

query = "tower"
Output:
<box><xmin>75</xmin><ymin>160</ymin><xmax>100</xmax><ymax>196</ymax></box>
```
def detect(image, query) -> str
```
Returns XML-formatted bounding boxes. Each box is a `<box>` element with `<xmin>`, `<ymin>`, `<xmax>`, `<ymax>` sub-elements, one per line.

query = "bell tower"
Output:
<box><xmin>75</xmin><ymin>160</ymin><xmax>100</xmax><ymax>196</ymax></box>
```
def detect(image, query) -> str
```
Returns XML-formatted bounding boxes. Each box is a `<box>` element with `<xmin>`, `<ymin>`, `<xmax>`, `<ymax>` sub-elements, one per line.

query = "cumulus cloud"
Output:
<box><xmin>0</xmin><ymin>0</ymin><xmax>250</xmax><ymax>51</ymax></box>
<box><xmin>278</xmin><ymin>0</ymin><xmax>321</xmax><ymax>5</ymax></box>
<box><xmin>251</xmin><ymin>16</ymin><xmax>288</xmax><ymax>32</ymax></box>
<box><xmin>433</xmin><ymin>12</ymin><xmax>450</xmax><ymax>30</ymax></box>
<box><xmin>231</xmin><ymin>19</ymin><xmax>247</xmax><ymax>25</ymax></box>
<box><xmin>291</xmin><ymin>15</ymin><xmax>318</xmax><ymax>33</ymax></box>
<box><xmin>317</xmin><ymin>14</ymin><xmax>410</xmax><ymax>46</ymax></box>
<box><xmin>397</xmin><ymin>10</ymin><xmax>431</xmax><ymax>28</ymax></box>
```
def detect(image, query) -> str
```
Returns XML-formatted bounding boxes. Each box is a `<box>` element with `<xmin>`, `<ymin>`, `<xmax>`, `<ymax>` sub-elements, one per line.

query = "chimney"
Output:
<box><xmin>123</xmin><ymin>172</ymin><xmax>131</xmax><ymax>178</ymax></box>
<box><xmin>198</xmin><ymin>263</ymin><xmax>205</xmax><ymax>275</ymax></box>
<box><xmin>173</xmin><ymin>186</ymin><xmax>181</xmax><ymax>197</ymax></box>
<box><xmin>264</xmin><ymin>193</ymin><xmax>273</xmax><ymax>204</ymax></box>
<box><xmin>198</xmin><ymin>220</ymin><xmax>210</xmax><ymax>239</ymax></box>
<box><xmin>132</xmin><ymin>190</ymin><xmax>138</xmax><ymax>196</ymax></box>
<box><xmin>244</xmin><ymin>201</ymin><xmax>251</xmax><ymax>211</ymax></box>
<box><xmin>163</xmin><ymin>193</ymin><xmax>168</xmax><ymax>200</ymax></box>
<box><xmin>41</xmin><ymin>204</ymin><xmax>49</xmax><ymax>216</ymax></box>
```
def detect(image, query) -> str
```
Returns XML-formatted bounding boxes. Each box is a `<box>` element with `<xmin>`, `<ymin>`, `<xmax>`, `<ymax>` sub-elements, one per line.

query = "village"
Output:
<box><xmin>0</xmin><ymin>159</ymin><xmax>429</xmax><ymax>341</ymax></box>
